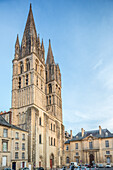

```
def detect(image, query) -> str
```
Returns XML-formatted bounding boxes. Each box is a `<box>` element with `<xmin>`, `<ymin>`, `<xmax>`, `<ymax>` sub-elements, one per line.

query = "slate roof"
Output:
<box><xmin>0</xmin><ymin>115</ymin><xmax>28</xmax><ymax>132</ymax></box>
<box><xmin>65</xmin><ymin>128</ymin><xmax>113</xmax><ymax>144</ymax></box>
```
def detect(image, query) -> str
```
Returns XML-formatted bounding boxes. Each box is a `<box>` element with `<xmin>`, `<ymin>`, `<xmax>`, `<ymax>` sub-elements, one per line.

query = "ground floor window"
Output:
<box><xmin>66</xmin><ymin>156</ymin><xmax>70</xmax><ymax>163</ymax></box>
<box><xmin>107</xmin><ymin>157</ymin><xmax>110</xmax><ymax>164</ymax></box>
<box><xmin>76</xmin><ymin>158</ymin><xmax>79</xmax><ymax>163</ymax></box>
<box><xmin>2</xmin><ymin>156</ymin><xmax>7</xmax><ymax>166</ymax></box>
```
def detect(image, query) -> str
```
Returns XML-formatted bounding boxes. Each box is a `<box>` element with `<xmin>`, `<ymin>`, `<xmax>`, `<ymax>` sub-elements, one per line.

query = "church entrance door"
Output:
<box><xmin>89</xmin><ymin>154</ymin><xmax>94</xmax><ymax>166</ymax></box>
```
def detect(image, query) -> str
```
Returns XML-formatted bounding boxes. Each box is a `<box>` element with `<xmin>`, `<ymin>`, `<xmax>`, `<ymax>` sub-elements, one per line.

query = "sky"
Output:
<box><xmin>1</xmin><ymin>0</ymin><xmax>113</xmax><ymax>135</ymax></box>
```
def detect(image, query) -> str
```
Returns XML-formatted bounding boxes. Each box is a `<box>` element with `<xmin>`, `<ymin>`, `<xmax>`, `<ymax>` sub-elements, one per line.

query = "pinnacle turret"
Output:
<box><xmin>41</xmin><ymin>39</ymin><xmax>44</xmax><ymax>51</ymax></box>
<box><xmin>46</xmin><ymin>39</ymin><xmax>55</xmax><ymax>64</ymax></box>
<box><xmin>37</xmin><ymin>34</ymin><xmax>41</xmax><ymax>49</ymax></box>
<box><xmin>15</xmin><ymin>34</ymin><xmax>19</xmax><ymax>47</ymax></box>
<box><xmin>15</xmin><ymin>34</ymin><xmax>20</xmax><ymax>58</ymax></box>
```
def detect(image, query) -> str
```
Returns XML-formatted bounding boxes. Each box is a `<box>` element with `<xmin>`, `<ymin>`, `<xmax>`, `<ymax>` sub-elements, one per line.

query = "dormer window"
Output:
<box><xmin>105</xmin><ymin>132</ymin><xmax>108</xmax><ymax>136</ymax></box>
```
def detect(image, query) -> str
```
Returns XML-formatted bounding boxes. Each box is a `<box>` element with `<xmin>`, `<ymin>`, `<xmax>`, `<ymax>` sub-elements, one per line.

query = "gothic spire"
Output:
<box><xmin>15</xmin><ymin>34</ymin><xmax>19</xmax><ymax>47</ymax></box>
<box><xmin>15</xmin><ymin>34</ymin><xmax>20</xmax><ymax>58</ymax></box>
<box><xmin>41</xmin><ymin>39</ymin><xmax>44</xmax><ymax>51</ymax></box>
<box><xmin>37</xmin><ymin>34</ymin><xmax>41</xmax><ymax>48</ymax></box>
<box><xmin>24</xmin><ymin>3</ymin><xmax>37</xmax><ymax>37</ymax></box>
<box><xmin>21</xmin><ymin>3</ymin><xmax>37</xmax><ymax>56</ymax></box>
<box><xmin>46</xmin><ymin>39</ymin><xmax>55</xmax><ymax>64</ymax></box>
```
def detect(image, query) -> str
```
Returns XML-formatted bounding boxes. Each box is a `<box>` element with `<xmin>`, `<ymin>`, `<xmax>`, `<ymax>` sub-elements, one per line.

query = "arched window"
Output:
<box><xmin>46</xmin><ymin>71</ymin><xmax>47</xmax><ymax>82</ymax></box>
<box><xmin>39</xmin><ymin>134</ymin><xmax>41</xmax><ymax>144</ymax></box>
<box><xmin>51</xmin><ymin>137</ymin><xmax>53</xmax><ymax>145</ymax></box>
<box><xmin>54</xmin><ymin>124</ymin><xmax>55</xmax><ymax>132</ymax></box>
<box><xmin>26</xmin><ymin>74</ymin><xmax>29</xmax><ymax>85</ymax></box>
<box><xmin>51</xmin><ymin>123</ymin><xmax>52</xmax><ymax>130</ymax></box>
<box><xmin>26</xmin><ymin>59</ymin><xmax>30</xmax><ymax>71</ymax></box>
<box><xmin>39</xmin><ymin>117</ymin><xmax>41</xmax><ymax>126</ymax></box>
<box><xmin>49</xmin><ymin>96</ymin><xmax>51</xmax><ymax>105</ymax></box>
<box><xmin>49</xmin><ymin>84</ymin><xmax>52</xmax><ymax>94</ymax></box>
<box><xmin>19</xmin><ymin>77</ymin><xmax>21</xmax><ymax>89</ymax></box>
<box><xmin>54</xmin><ymin>138</ymin><xmax>55</xmax><ymax>146</ymax></box>
<box><xmin>20</xmin><ymin>61</ymin><xmax>23</xmax><ymax>74</ymax></box>
<box><xmin>47</xmin><ymin>96</ymin><xmax>48</xmax><ymax>105</ymax></box>
<box><xmin>66</xmin><ymin>157</ymin><xmax>70</xmax><ymax>163</ymax></box>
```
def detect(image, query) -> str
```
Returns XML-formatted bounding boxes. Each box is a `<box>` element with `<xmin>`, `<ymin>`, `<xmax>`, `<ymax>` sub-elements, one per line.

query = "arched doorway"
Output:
<box><xmin>89</xmin><ymin>154</ymin><xmax>94</xmax><ymax>166</ymax></box>
<box><xmin>50</xmin><ymin>153</ymin><xmax>54</xmax><ymax>168</ymax></box>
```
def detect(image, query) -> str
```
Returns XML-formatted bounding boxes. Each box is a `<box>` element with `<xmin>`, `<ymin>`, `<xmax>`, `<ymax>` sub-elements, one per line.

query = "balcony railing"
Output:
<box><xmin>83</xmin><ymin>147</ymin><xmax>99</xmax><ymax>151</ymax></box>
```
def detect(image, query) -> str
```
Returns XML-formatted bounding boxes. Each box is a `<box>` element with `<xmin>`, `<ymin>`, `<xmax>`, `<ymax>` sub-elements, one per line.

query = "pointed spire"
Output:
<box><xmin>41</xmin><ymin>39</ymin><xmax>44</xmax><ymax>51</ymax></box>
<box><xmin>37</xmin><ymin>34</ymin><xmax>41</xmax><ymax>48</ymax></box>
<box><xmin>46</xmin><ymin>39</ymin><xmax>55</xmax><ymax>64</ymax></box>
<box><xmin>30</xmin><ymin>3</ymin><xmax>32</xmax><ymax>11</ymax></box>
<box><xmin>21</xmin><ymin>4</ymin><xmax>37</xmax><ymax>56</ymax></box>
<box><xmin>15</xmin><ymin>34</ymin><xmax>19</xmax><ymax>48</ymax></box>
<box><xmin>15</xmin><ymin>34</ymin><xmax>20</xmax><ymax>58</ymax></box>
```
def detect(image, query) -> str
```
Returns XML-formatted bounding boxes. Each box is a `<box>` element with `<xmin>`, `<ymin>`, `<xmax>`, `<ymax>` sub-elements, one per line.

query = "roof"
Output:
<box><xmin>65</xmin><ymin>128</ymin><xmax>113</xmax><ymax>144</ymax></box>
<box><xmin>65</xmin><ymin>140</ymin><xmax>70</xmax><ymax>144</ymax></box>
<box><xmin>0</xmin><ymin>115</ymin><xmax>28</xmax><ymax>132</ymax></box>
<box><xmin>0</xmin><ymin>111</ymin><xmax>11</xmax><ymax>115</ymax></box>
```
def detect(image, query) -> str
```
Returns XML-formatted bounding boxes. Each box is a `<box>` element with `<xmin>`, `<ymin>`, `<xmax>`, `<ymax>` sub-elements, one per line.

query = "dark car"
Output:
<box><xmin>19</xmin><ymin>168</ymin><xmax>29</xmax><ymax>170</ymax></box>
<box><xmin>35</xmin><ymin>167</ymin><xmax>44</xmax><ymax>170</ymax></box>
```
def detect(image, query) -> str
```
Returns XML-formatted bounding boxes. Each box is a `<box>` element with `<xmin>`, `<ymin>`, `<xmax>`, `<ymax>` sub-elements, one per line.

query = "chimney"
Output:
<box><xmin>81</xmin><ymin>128</ymin><xmax>84</xmax><ymax>137</ymax></box>
<box><xmin>70</xmin><ymin>130</ymin><xmax>72</xmax><ymax>139</ymax></box>
<box><xmin>99</xmin><ymin>125</ymin><xmax>102</xmax><ymax>135</ymax></box>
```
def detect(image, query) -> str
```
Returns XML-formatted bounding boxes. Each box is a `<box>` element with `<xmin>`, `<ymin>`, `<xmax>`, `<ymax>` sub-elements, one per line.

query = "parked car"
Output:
<box><xmin>4</xmin><ymin>168</ymin><xmax>13</xmax><ymax>170</ymax></box>
<box><xmin>61</xmin><ymin>166</ymin><xmax>66</xmax><ymax>170</ymax></box>
<box><xmin>19</xmin><ymin>168</ymin><xmax>29</xmax><ymax>170</ymax></box>
<box><xmin>106</xmin><ymin>164</ymin><xmax>111</xmax><ymax>168</ymax></box>
<box><xmin>98</xmin><ymin>164</ymin><xmax>104</xmax><ymax>168</ymax></box>
<box><xmin>34</xmin><ymin>167</ymin><xmax>44</xmax><ymax>170</ymax></box>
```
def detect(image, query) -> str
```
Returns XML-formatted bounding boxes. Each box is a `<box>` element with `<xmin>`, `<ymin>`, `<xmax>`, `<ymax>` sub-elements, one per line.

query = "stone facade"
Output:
<box><xmin>0</xmin><ymin>116</ymin><xmax>28</xmax><ymax>169</ymax></box>
<box><xmin>11</xmin><ymin>4</ymin><xmax>64</xmax><ymax>169</ymax></box>
<box><xmin>64</xmin><ymin>126</ymin><xmax>113</xmax><ymax>167</ymax></box>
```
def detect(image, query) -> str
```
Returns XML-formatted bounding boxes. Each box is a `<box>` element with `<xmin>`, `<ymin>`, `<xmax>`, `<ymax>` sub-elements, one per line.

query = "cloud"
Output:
<box><xmin>96</xmin><ymin>62</ymin><xmax>113</xmax><ymax>90</ymax></box>
<box><xmin>92</xmin><ymin>58</ymin><xmax>103</xmax><ymax>70</ymax></box>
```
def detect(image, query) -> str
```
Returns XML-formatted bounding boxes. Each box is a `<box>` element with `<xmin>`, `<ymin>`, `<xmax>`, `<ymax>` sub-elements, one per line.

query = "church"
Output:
<box><xmin>11</xmin><ymin>4</ymin><xmax>64</xmax><ymax>169</ymax></box>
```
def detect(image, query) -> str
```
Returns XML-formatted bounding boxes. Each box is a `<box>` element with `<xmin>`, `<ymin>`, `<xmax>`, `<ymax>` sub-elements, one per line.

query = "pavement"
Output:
<box><xmin>75</xmin><ymin>168</ymin><xmax>113</xmax><ymax>170</ymax></box>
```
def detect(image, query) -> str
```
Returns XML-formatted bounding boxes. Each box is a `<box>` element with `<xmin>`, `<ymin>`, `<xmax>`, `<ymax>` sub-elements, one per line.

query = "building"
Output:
<box><xmin>65</xmin><ymin>130</ymin><xmax>73</xmax><ymax>142</ymax></box>
<box><xmin>0</xmin><ymin>115</ymin><xmax>28</xmax><ymax>169</ymax></box>
<box><xmin>64</xmin><ymin>126</ymin><xmax>113</xmax><ymax>166</ymax></box>
<box><xmin>0</xmin><ymin>111</ymin><xmax>12</xmax><ymax>124</ymax></box>
<box><xmin>11</xmin><ymin>4</ymin><xmax>64</xmax><ymax>169</ymax></box>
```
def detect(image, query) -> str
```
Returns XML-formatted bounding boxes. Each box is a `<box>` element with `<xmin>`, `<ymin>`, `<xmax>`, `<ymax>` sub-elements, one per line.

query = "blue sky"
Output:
<box><xmin>1</xmin><ymin>0</ymin><xmax>113</xmax><ymax>135</ymax></box>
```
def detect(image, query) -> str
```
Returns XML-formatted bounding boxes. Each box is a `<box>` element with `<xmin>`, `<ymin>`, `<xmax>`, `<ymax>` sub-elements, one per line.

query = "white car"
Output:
<box><xmin>106</xmin><ymin>164</ymin><xmax>111</xmax><ymax>168</ymax></box>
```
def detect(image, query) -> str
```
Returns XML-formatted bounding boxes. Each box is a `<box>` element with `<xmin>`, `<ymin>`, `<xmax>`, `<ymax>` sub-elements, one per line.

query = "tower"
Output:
<box><xmin>11</xmin><ymin>4</ymin><xmax>64</xmax><ymax>169</ymax></box>
<box><xmin>45</xmin><ymin>40</ymin><xmax>62</xmax><ymax>122</ymax></box>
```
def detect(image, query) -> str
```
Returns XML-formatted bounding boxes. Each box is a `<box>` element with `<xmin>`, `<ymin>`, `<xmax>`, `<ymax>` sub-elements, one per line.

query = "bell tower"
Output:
<box><xmin>11</xmin><ymin>4</ymin><xmax>64</xmax><ymax>169</ymax></box>
<box><xmin>11</xmin><ymin>4</ymin><xmax>46</xmax><ymax>127</ymax></box>
<box><xmin>45</xmin><ymin>40</ymin><xmax>62</xmax><ymax>122</ymax></box>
